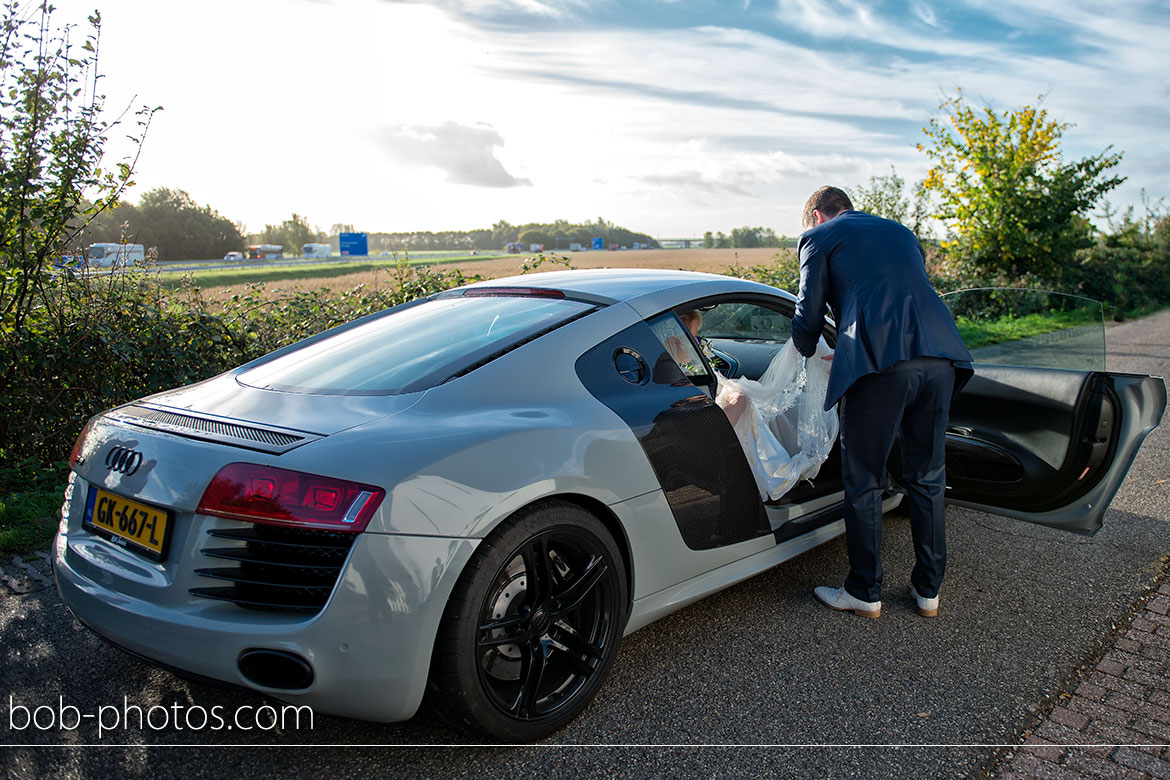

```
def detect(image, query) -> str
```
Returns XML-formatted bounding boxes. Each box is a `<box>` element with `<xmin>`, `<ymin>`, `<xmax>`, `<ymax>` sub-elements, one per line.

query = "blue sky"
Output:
<box><xmin>49</xmin><ymin>0</ymin><xmax>1170</xmax><ymax>238</ymax></box>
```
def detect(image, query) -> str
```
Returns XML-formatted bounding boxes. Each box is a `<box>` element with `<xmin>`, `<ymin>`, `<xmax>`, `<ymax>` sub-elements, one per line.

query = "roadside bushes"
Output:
<box><xmin>736</xmin><ymin>218</ymin><xmax>1169</xmax><ymax>323</ymax></box>
<box><xmin>0</xmin><ymin>262</ymin><xmax>478</xmax><ymax>494</ymax></box>
<box><xmin>930</xmin><ymin>211</ymin><xmax>1170</xmax><ymax>319</ymax></box>
<box><xmin>1068</xmin><ymin>243</ymin><xmax>1170</xmax><ymax>317</ymax></box>
<box><xmin>725</xmin><ymin>248</ymin><xmax>800</xmax><ymax>292</ymax></box>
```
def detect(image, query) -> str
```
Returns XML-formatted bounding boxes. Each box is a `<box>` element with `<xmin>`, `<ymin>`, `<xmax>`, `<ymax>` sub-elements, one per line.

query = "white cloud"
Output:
<box><xmin>386</xmin><ymin>0</ymin><xmax>594</xmax><ymax>20</ymax></box>
<box><xmin>772</xmin><ymin>0</ymin><xmax>998</xmax><ymax>58</ymax></box>
<box><xmin>913</xmin><ymin>3</ymin><xmax>939</xmax><ymax>27</ymax></box>
<box><xmin>379</xmin><ymin>122</ymin><xmax>532</xmax><ymax>188</ymax></box>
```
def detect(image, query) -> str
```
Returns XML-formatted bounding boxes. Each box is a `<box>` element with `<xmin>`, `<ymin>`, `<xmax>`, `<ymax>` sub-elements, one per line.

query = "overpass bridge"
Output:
<box><xmin>656</xmin><ymin>237</ymin><xmax>705</xmax><ymax>249</ymax></box>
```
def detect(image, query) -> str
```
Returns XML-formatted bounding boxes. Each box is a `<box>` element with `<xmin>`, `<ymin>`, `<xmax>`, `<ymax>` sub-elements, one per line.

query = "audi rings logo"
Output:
<box><xmin>105</xmin><ymin>446</ymin><xmax>144</xmax><ymax>476</ymax></box>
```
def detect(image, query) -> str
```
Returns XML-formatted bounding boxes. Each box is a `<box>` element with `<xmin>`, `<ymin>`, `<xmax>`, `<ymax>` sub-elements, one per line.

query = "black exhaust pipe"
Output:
<box><xmin>237</xmin><ymin>649</ymin><xmax>314</xmax><ymax>690</ymax></box>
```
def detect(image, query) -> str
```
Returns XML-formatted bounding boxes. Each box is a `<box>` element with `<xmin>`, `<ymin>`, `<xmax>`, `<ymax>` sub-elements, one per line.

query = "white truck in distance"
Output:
<box><xmin>86</xmin><ymin>243</ymin><xmax>145</xmax><ymax>268</ymax></box>
<box><xmin>302</xmin><ymin>243</ymin><xmax>332</xmax><ymax>258</ymax></box>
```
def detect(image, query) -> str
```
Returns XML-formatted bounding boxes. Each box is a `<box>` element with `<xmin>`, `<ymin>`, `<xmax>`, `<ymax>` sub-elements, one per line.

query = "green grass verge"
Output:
<box><xmin>0</xmin><ymin>488</ymin><xmax>61</xmax><ymax>555</ymax></box>
<box><xmin>955</xmin><ymin>309</ymin><xmax>1100</xmax><ymax>349</ymax></box>
<box><xmin>158</xmin><ymin>254</ymin><xmax>511</xmax><ymax>290</ymax></box>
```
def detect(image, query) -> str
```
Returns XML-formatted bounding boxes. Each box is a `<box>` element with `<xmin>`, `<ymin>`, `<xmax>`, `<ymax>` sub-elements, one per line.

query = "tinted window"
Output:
<box><xmin>942</xmin><ymin>288</ymin><xmax>1104</xmax><ymax>371</ymax></box>
<box><xmin>238</xmin><ymin>296</ymin><xmax>593</xmax><ymax>395</ymax></box>
<box><xmin>674</xmin><ymin>300</ymin><xmax>796</xmax><ymax>381</ymax></box>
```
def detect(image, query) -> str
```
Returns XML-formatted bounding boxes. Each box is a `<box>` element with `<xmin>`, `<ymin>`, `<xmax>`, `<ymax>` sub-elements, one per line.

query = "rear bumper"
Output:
<box><xmin>55</xmin><ymin>522</ymin><xmax>478</xmax><ymax>723</ymax></box>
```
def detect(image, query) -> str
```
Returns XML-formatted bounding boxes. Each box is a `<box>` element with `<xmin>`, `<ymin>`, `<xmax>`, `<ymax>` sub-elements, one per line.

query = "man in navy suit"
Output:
<box><xmin>790</xmin><ymin>186</ymin><xmax>972</xmax><ymax>619</ymax></box>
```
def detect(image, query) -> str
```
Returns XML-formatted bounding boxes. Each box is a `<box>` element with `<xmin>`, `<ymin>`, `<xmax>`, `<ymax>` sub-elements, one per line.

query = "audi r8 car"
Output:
<box><xmin>54</xmin><ymin>269</ymin><xmax>1166</xmax><ymax>741</ymax></box>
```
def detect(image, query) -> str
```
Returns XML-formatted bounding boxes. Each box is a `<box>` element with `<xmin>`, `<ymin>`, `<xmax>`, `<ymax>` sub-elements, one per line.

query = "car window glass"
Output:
<box><xmin>648</xmin><ymin>313</ymin><xmax>710</xmax><ymax>381</ymax></box>
<box><xmin>699</xmin><ymin>302</ymin><xmax>793</xmax><ymax>343</ymax></box>
<box><xmin>238</xmin><ymin>296</ymin><xmax>594</xmax><ymax>395</ymax></box>
<box><xmin>669</xmin><ymin>300</ymin><xmax>796</xmax><ymax>380</ymax></box>
<box><xmin>941</xmin><ymin>288</ymin><xmax>1105</xmax><ymax>371</ymax></box>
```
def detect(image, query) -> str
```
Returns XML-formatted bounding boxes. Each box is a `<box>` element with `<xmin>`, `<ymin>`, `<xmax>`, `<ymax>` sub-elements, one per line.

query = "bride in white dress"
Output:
<box><xmin>682</xmin><ymin>310</ymin><xmax>839</xmax><ymax>502</ymax></box>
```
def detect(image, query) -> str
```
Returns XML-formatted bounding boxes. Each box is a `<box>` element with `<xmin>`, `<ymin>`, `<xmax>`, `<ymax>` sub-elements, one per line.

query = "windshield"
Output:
<box><xmin>941</xmin><ymin>288</ymin><xmax>1105</xmax><ymax>371</ymax></box>
<box><xmin>237</xmin><ymin>296</ymin><xmax>594</xmax><ymax>395</ymax></box>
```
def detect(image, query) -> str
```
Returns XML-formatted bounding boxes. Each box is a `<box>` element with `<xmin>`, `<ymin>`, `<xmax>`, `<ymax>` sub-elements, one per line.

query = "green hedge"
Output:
<box><xmin>729</xmin><ymin>238</ymin><xmax>1169</xmax><ymax>324</ymax></box>
<box><xmin>0</xmin><ymin>263</ymin><xmax>479</xmax><ymax>494</ymax></box>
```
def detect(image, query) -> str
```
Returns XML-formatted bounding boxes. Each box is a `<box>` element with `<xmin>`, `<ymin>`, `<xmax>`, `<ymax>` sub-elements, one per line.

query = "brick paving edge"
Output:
<box><xmin>978</xmin><ymin>553</ymin><xmax>1170</xmax><ymax>779</ymax></box>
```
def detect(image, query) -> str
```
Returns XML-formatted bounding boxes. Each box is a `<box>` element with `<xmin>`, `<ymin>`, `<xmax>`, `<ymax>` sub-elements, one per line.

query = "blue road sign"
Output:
<box><xmin>339</xmin><ymin>232</ymin><xmax>368</xmax><ymax>256</ymax></box>
<box><xmin>592</xmin><ymin>237</ymin><xmax>604</xmax><ymax>250</ymax></box>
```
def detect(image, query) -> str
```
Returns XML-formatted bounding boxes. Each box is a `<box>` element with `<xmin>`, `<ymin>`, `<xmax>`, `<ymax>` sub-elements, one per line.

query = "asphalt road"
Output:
<box><xmin>3</xmin><ymin>312</ymin><xmax>1167</xmax><ymax>779</ymax></box>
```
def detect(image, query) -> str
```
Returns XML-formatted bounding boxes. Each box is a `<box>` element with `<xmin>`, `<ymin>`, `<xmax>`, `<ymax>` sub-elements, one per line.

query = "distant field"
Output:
<box><xmin>189</xmin><ymin>247</ymin><xmax>786</xmax><ymax>299</ymax></box>
<box><xmin>158</xmin><ymin>252</ymin><xmax>512</xmax><ymax>290</ymax></box>
<box><xmin>435</xmin><ymin>247</ymin><xmax>782</xmax><ymax>278</ymax></box>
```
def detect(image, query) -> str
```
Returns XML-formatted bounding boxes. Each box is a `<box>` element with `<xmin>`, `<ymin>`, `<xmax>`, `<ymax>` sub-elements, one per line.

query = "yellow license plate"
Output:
<box><xmin>83</xmin><ymin>487</ymin><xmax>172</xmax><ymax>561</ymax></box>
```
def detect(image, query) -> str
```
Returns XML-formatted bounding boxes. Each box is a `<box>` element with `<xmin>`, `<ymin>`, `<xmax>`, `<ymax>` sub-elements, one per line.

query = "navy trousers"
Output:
<box><xmin>839</xmin><ymin>357</ymin><xmax>955</xmax><ymax>603</ymax></box>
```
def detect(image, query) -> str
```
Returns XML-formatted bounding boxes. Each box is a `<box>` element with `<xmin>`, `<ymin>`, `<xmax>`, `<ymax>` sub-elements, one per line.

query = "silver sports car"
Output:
<box><xmin>54</xmin><ymin>269</ymin><xmax>1166</xmax><ymax>740</ymax></box>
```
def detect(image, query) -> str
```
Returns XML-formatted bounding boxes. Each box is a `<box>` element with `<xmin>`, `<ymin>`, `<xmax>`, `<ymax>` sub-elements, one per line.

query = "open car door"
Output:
<box><xmin>940</xmin><ymin>289</ymin><xmax>1165</xmax><ymax>535</ymax></box>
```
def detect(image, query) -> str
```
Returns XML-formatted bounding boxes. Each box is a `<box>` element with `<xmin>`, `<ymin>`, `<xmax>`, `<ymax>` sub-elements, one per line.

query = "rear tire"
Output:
<box><xmin>428</xmin><ymin>499</ymin><xmax>628</xmax><ymax>741</ymax></box>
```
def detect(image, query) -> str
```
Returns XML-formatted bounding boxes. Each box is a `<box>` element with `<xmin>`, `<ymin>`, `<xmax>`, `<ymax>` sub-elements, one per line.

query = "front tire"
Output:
<box><xmin>428</xmin><ymin>500</ymin><xmax>629</xmax><ymax>741</ymax></box>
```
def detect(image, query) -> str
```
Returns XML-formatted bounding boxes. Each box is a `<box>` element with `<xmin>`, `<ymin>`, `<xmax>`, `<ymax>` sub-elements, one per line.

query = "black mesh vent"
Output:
<box><xmin>190</xmin><ymin>525</ymin><xmax>356</xmax><ymax>612</ymax></box>
<box><xmin>120</xmin><ymin>405</ymin><xmax>306</xmax><ymax>447</ymax></box>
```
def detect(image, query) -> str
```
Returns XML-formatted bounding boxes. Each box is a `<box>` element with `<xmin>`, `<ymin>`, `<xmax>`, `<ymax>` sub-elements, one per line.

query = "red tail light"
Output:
<box><xmin>462</xmin><ymin>287</ymin><xmax>565</xmax><ymax>298</ymax></box>
<box><xmin>69</xmin><ymin>419</ymin><xmax>95</xmax><ymax>468</ymax></box>
<box><xmin>197</xmin><ymin>463</ymin><xmax>384</xmax><ymax>533</ymax></box>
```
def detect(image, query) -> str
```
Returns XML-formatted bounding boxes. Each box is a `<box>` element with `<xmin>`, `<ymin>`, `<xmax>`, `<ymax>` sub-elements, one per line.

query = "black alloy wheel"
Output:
<box><xmin>428</xmin><ymin>500</ymin><xmax>628</xmax><ymax>741</ymax></box>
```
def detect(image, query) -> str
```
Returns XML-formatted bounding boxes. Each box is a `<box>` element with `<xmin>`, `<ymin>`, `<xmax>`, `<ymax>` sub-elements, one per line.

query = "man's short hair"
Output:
<box><xmin>802</xmin><ymin>186</ymin><xmax>854</xmax><ymax>229</ymax></box>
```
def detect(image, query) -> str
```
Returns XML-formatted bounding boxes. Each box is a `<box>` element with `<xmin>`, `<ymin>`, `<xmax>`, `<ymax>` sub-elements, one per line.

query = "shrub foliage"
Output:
<box><xmin>0</xmin><ymin>1</ymin><xmax>153</xmax><ymax>490</ymax></box>
<box><xmin>918</xmin><ymin>90</ymin><xmax>1125</xmax><ymax>279</ymax></box>
<box><xmin>0</xmin><ymin>262</ymin><xmax>478</xmax><ymax>493</ymax></box>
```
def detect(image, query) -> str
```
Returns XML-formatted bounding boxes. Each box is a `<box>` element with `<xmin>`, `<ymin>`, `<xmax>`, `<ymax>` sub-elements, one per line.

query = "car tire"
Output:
<box><xmin>428</xmin><ymin>499</ymin><xmax>629</xmax><ymax>741</ymax></box>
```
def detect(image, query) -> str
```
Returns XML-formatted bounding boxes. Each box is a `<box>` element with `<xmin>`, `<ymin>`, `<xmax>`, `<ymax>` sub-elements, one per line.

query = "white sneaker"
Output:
<box><xmin>911</xmin><ymin>586</ymin><xmax>939</xmax><ymax>618</ymax></box>
<box><xmin>814</xmin><ymin>586</ymin><xmax>881</xmax><ymax>618</ymax></box>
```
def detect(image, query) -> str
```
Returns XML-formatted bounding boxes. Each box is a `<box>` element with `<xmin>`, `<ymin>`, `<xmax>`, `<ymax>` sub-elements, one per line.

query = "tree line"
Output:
<box><xmin>498</xmin><ymin>217</ymin><xmax>658</xmax><ymax>251</ymax></box>
<box><xmin>702</xmin><ymin>226</ymin><xmax>785</xmax><ymax>249</ymax></box>
<box><xmin>81</xmin><ymin>197</ymin><xmax>662</xmax><ymax>260</ymax></box>
<box><xmin>81</xmin><ymin>188</ymin><xmax>243</xmax><ymax>262</ymax></box>
<box><xmin>363</xmin><ymin>218</ymin><xmax>660</xmax><ymax>253</ymax></box>
<box><xmin>250</xmin><ymin>216</ymin><xmax>660</xmax><ymax>255</ymax></box>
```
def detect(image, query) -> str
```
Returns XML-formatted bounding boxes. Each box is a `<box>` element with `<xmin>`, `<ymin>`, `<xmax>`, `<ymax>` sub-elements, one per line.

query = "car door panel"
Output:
<box><xmin>946</xmin><ymin>365</ymin><xmax>1166</xmax><ymax>535</ymax></box>
<box><xmin>687</xmin><ymin>294</ymin><xmax>846</xmax><ymax>535</ymax></box>
<box><xmin>947</xmin><ymin>365</ymin><xmax>1104</xmax><ymax>506</ymax></box>
<box><xmin>575</xmin><ymin>318</ymin><xmax>770</xmax><ymax>550</ymax></box>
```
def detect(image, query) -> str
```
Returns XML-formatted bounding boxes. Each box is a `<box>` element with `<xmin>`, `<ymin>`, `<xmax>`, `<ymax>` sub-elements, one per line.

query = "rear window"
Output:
<box><xmin>237</xmin><ymin>296</ymin><xmax>594</xmax><ymax>395</ymax></box>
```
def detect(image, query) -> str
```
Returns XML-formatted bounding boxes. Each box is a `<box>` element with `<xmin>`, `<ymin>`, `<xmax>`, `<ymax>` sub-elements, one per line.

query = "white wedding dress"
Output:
<box><xmin>714</xmin><ymin>337</ymin><xmax>839</xmax><ymax>502</ymax></box>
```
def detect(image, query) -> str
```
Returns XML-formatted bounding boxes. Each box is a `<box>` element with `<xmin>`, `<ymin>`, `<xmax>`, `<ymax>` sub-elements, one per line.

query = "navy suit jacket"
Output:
<box><xmin>790</xmin><ymin>210</ymin><xmax>973</xmax><ymax>410</ymax></box>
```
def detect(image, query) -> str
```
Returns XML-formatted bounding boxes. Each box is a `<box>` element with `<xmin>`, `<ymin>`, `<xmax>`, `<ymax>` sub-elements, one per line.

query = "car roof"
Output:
<box><xmin>460</xmin><ymin>268</ymin><xmax>795</xmax><ymax>312</ymax></box>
